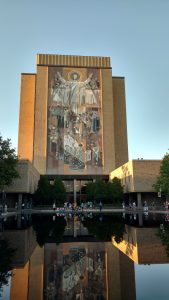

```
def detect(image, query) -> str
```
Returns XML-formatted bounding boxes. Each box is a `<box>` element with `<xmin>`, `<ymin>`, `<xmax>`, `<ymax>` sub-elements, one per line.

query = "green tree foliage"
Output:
<box><xmin>0</xmin><ymin>136</ymin><xmax>19</xmax><ymax>189</ymax></box>
<box><xmin>107</xmin><ymin>177</ymin><xmax>124</xmax><ymax>204</ymax></box>
<box><xmin>94</xmin><ymin>179</ymin><xmax>107</xmax><ymax>201</ymax></box>
<box><xmin>86</xmin><ymin>178</ymin><xmax>124</xmax><ymax>204</ymax></box>
<box><xmin>86</xmin><ymin>180</ymin><xmax>106</xmax><ymax>202</ymax></box>
<box><xmin>51</xmin><ymin>178</ymin><xmax>66</xmax><ymax>205</ymax></box>
<box><xmin>86</xmin><ymin>179</ymin><xmax>106</xmax><ymax>201</ymax></box>
<box><xmin>34</xmin><ymin>176</ymin><xmax>66</xmax><ymax>205</ymax></box>
<box><xmin>86</xmin><ymin>182</ymin><xmax>96</xmax><ymax>200</ymax></box>
<box><xmin>34</xmin><ymin>176</ymin><xmax>51</xmax><ymax>205</ymax></box>
<box><xmin>154</xmin><ymin>151</ymin><xmax>169</xmax><ymax>197</ymax></box>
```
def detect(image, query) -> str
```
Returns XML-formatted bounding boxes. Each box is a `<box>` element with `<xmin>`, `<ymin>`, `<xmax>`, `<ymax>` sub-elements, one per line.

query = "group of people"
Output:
<box><xmin>52</xmin><ymin>201</ymin><xmax>103</xmax><ymax>212</ymax></box>
<box><xmin>127</xmin><ymin>200</ymin><xmax>149</xmax><ymax>211</ymax></box>
<box><xmin>163</xmin><ymin>201</ymin><xmax>169</xmax><ymax>210</ymax></box>
<box><xmin>128</xmin><ymin>202</ymin><xmax>137</xmax><ymax>209</ymax></box>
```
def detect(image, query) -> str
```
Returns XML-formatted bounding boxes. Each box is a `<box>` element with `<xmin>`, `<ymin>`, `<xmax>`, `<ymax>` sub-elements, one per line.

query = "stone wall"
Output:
<box><xmin>18</xmin><ymin>74</ymin><xmax>36</xmax><ymax>162</ymax></box>
<box><xmin>112</xmin><ymin>77</ymin><xmax>128</xmax><ymax>168</ymax></box>
<box><xmin>5</xmin><ymin>160</ymin><xmax>40</xmax><ymax>194</ymax></box>
<box><xmin>110</xmin><ymin>159</ymin><xmax>161</xmax><ymax>193</ymax></box>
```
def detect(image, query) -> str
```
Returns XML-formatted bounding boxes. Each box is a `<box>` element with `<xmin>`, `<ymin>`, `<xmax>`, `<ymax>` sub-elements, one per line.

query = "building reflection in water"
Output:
<box><xmin>44</xmin><ymin>242</ymin><xmax>107</xmax><ymax>299</ymax></box>
<box><xmin>0</xmin><ymin>213</ymin><xmax>169</xmax><ymax>299</ymax></box>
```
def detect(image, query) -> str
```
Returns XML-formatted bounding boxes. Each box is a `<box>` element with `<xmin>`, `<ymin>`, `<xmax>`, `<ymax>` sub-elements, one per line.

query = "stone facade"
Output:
<box><xmin>18</xmin><ymin>54</ymin><xmax>128</xmax><ymax>176</ymax></box>
<box><xmin>112</xmin><ymin>225</ymin><xmax>169</xmax><ymax>264</ymax></box>
<box><xmin>18</xmin><ymin>74</ymin><xmax>36</xmax><ymax>163</ymax></box>
<box><xmin>5</xmin><ymin>160</ymin><xmax>40</xmax><ymax>194</ymax></box>
<box><xmin>110</xmin><ymin>159</ymin><xmax>161</xmax><ymax>193</ymax></box>
<box><xmin>112</xmin><ymin>77</ymin><xmax>128</xmax><ymax>168</ymax></box>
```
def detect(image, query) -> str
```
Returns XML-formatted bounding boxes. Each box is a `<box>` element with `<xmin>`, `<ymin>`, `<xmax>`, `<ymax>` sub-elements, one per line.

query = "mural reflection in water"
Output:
<box><xmin>1</xmin><ymin>213</ymin><xmax>169</xmax><ymax>299</ymax></box>
<box><xmin>44</xmin><ymin>242</ymin><xmax>106</xmax><ymax>300</ymax></box>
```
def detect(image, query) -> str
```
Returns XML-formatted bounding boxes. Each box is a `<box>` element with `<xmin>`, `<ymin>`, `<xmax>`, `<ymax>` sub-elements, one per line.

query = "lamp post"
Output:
<box><xmin>1</xmin><ymin>189</ymin><xmax>6</xmax><ymax>212</ymax></box>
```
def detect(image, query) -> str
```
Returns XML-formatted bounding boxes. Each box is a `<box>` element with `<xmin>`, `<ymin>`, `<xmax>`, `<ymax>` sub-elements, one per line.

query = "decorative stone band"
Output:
<box><xmin>36</xmin><ymin>54</ymin><xmax>111</xmax><ymax>68</ymax></box>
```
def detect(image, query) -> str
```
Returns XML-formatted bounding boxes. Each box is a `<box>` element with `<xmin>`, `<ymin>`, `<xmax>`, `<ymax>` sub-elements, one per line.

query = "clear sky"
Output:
<box><xmin>0</xmin><ymin>0</ymin><xmax>168</xmax><ymax>160</ymax></box>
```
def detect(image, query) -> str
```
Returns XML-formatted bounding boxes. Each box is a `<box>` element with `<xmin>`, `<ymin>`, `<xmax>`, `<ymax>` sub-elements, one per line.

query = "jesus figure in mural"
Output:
<box><xmin>51</xmin><ymin>71</ymin><xmax>98</xmax><ymax>112</ymax></box>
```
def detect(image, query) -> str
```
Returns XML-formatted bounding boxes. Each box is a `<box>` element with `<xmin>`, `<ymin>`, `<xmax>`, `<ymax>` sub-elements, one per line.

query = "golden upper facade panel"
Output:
<box><xmin>36</xmin><ymin>54</ymin><xmax>111</xmax><ymax>68</ymax></box>
<box><xmin>18</xmin><ymin>54</ymin><xmax>128</xmax><ymax>175</ymax></box>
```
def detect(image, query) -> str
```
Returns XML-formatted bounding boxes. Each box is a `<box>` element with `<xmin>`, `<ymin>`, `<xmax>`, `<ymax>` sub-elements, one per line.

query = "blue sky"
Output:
<box><xmin>0</xmin><ymin>0</ymin><xmax>169</xmax><ymax>159</ymax></box>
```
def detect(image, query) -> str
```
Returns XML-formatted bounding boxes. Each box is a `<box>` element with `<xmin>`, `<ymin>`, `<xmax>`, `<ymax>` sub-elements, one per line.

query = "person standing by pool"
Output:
<box><xmin>81</xmin><ymin>202</ymin><xmax>84</xmax><ymax>212</ymax></box>
<box><xmin>143</xmin><ymin>201</ymin><xmax>148</xmax><ymax>212</ymax></box>
<box><xmin>64</xmin><ymin>202</ymin><xmax>68</xmax><ymax>210</ymax></box>
<box><xmin>4</xmin><ymin>204</ymin><xmax>8</xmax><ymax>213</ymax></box>
<box><xmin>99</xmin><ymin>201</ymin><xmax>103</xmax><ymax>212</ymax></box>
<box><xmin>53</xmin><ymin>202</ymin><xmax>56</xmax><ymax>211</ymax></box>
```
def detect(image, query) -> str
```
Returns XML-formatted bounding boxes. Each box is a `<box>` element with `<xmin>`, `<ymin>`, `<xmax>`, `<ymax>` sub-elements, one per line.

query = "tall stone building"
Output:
<box><xmin>18</xmin><ymin>54</ymin><xmax>128</xmax><ymax>185</ymax></box>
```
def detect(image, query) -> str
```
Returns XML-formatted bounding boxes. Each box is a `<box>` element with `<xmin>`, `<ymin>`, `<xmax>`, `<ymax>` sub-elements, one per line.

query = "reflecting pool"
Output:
<box><xmin>1</xmin><ymin>212</ymin><xmax>169</xmax><ymax>299</ymax></box>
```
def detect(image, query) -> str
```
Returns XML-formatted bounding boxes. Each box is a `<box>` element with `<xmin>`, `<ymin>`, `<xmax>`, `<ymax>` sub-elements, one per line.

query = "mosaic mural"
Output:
<box><xmin>47</xmin><ymin>67</ymin><xmax>103</xmax><ymax>174</ymax></box>
<box><xmin>44</xmin><ymin>243</ymin><xmax>107</xmax><ymax>299</ymax></box>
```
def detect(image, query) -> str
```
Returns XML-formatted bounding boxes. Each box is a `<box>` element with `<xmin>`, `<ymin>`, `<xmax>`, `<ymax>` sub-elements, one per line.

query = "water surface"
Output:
<box><xmin>0</xmin><ymin>212</ymin><xmax>169</xmax><ymax>299</ymax></box>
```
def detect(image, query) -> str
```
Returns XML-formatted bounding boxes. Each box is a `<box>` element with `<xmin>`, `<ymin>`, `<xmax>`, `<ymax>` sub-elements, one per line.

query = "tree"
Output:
<box><xmin>94</xmin><ymin>179</ymin><xmax>107</xmax><ymax>201</ymax></box>
<box><xmin>51</xmin><ymin>177</ymin><xmax>66</xmax><ymax>205</ymax></box>
<box><xmin>0</xmin><ymin>136</ymin><xmax>19</xmax><ymax>190</ymax></box>
<box><xmin>34</xmin><ymin>176</ymin><xmax>51</xmax><ymax>205</ymax></box>
<box><xmin>107</xmin><ymin>177</ymin><xmax>124</xmax><ymax>204</ymax></box>
<box><xmin>154</xmin><ymin>151</ymin><xmax>169</xmax><ymax>198</ymax></box>
<box><xmin>86</xmin><ymin>182</ymin><xmax>96</xmax><ymax>201</ymax></box>
<box><xmin>86</xmin><ymin>180</ymin><xmax>107</xmax><ymax>203</ymax></box>
<box><xmin>86</xmin><ymin>178</ymin><xmax>124</xmax><ymax>204</ymax></box>
<box><xmin>34</xmin><ymin>176</ymin><xmax>66</xmax><ymax>206</ymax></box>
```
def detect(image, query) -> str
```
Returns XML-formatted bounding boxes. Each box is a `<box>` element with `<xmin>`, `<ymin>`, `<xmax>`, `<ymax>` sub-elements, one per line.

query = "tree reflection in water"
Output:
<box><xmin>159</xmin><ymin>222</ymin><xmax>169</xmax><ymax>256</ymax></box>
<box><xmin>32</xmin><ymin>213</ymin><xmax>125</xmax><ymax>246</ymax></box>
<box><xmin>0</xmin><ymin>238</ymin><xmax>15</xmax><ymax>296</ymax></box>
<box><xmin>32</xmin><ymin>215</ymin><xmax>67</xmax><ymax>246</ymax></box>
<box><xmin>80</xmin><ymin>213</ymin><xmax>125</xmax><ymax>242</ymax></box>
